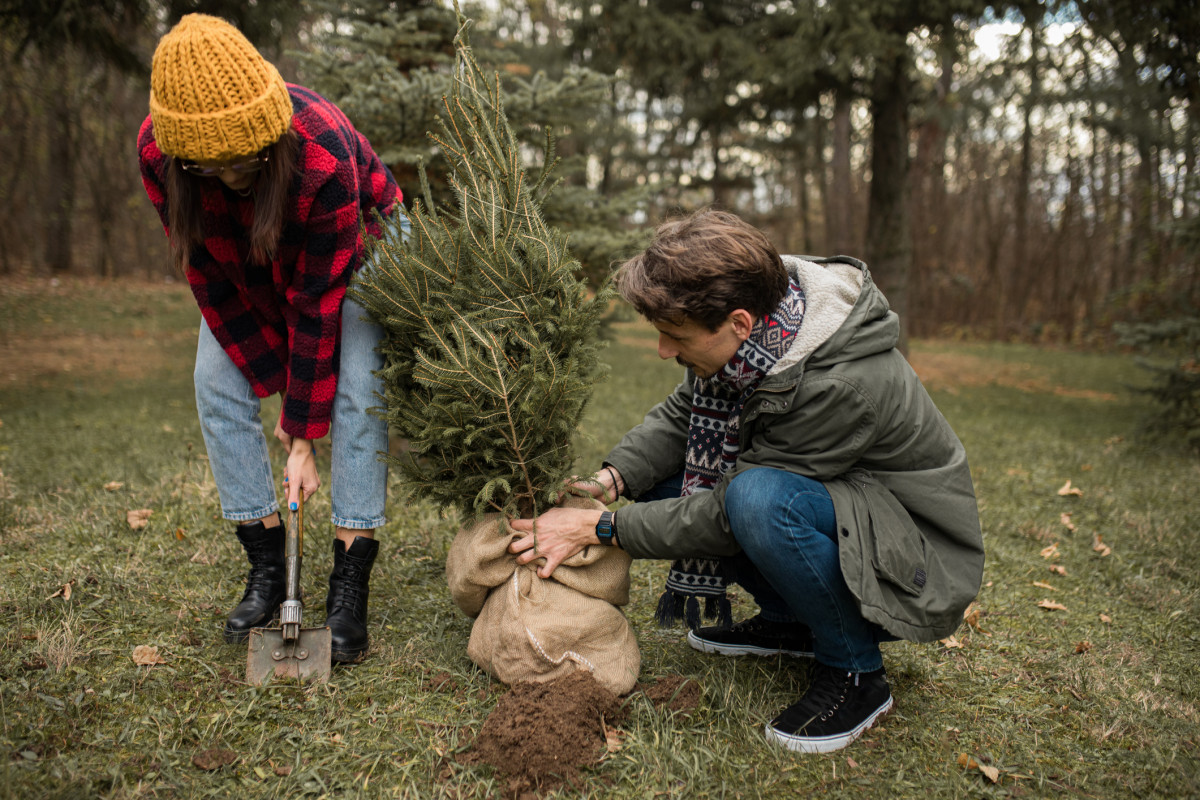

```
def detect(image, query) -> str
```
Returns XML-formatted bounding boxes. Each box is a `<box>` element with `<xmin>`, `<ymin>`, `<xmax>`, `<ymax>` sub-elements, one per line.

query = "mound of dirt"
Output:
<box><xmin>460</xmin><ymin>670</ymin><xmax>626</xmax><ymax>795</ymax></box>
<box><xmin>460</xmin><ymin>671</ymin><xmax>703</xmax><ymax>797</ymax></box>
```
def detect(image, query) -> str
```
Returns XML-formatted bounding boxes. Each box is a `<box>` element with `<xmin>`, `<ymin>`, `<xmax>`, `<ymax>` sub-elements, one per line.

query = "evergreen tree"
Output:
<box><xmin>296</xmin><ymin>0</ymin><xmax>460</xmax><ymax>205</ymax></box>
<box><xmin>299</xmin><ymin>1</ymin><xmax>643</xmax><ymax>285</ymax></box>
<box><xmin>351</xmin><ymin>19</ymin><xmax>611</xmax><ymax>520</ymax></box>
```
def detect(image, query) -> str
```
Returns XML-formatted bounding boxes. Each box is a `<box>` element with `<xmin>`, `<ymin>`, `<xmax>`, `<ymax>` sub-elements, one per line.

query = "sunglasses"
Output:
<box><xmin>180</xmin><ymin>152</ymin><xmax>270</xmax><ymax>176</ymax></box>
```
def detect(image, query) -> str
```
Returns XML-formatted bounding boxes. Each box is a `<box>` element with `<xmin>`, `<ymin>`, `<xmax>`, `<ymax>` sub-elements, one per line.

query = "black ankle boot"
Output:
<box><xmin>326</xmin><ymin>536</ymin><xmax>379</xmax><ymax>664</ymax></box>
<box><xmin>223</xmin><ymin>521</ymin><xmax>286</xmax><ymax>643</ymax></box>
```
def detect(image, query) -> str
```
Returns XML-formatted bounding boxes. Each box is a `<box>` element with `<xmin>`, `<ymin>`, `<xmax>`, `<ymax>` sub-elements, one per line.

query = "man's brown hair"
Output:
<box><xmin>614</xmin><ymin>208</ymin><xmax>788</xmax><ymax>330</ymax></box>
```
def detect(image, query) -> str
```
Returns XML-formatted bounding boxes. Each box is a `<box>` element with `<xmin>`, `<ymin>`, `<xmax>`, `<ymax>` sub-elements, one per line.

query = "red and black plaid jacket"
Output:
<box><xmin>138</xmin><ymin>85</ymin><xmax>400</xmax><ymax>440</ymax></box>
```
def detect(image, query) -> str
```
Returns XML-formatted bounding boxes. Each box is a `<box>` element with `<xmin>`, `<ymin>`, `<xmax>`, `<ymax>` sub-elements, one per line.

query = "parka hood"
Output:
<box><xmin>772</xmin><ymin>255</ymin><xmax>899</xmax><ymax>375</ymax></box>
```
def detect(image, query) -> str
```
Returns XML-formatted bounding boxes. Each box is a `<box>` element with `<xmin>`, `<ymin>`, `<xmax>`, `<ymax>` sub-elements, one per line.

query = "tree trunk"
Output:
<box><xmin>826</xmin><ymin>91</ymin><xmax>855</xmax><ymax>255</ymax></box>
<box><xmin>1011</xmin><ymin>22</ymin><xmax>1040</xmax><ymax>327</ymax></box>
<box><xmin>44</xmin><ymin>52</ymin><xmax>77</xmax><ymax>274</ymax></box>
<box><xmin>865</xmin><ymin>48</ymin><xmax>913</xmax><ymax>354</ymax></box>
<box><xmin>910</xmin><ymin>38</ymin><xmax>954</xmax><ymax>336</ymax></box>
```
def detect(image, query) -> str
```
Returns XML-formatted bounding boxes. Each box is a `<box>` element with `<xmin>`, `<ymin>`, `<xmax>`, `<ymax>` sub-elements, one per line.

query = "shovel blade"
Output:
<box><xmin>246</xmin><ymin>626</ymin><xmax>333</xmax><ymax>684</ymax></box>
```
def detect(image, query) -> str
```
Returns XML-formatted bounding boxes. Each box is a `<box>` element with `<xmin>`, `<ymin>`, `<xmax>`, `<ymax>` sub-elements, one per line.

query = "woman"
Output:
<box><xmin>137</xmin><ymin>14</ymin><xmax>407</xmax><ymax>663</ymax></box>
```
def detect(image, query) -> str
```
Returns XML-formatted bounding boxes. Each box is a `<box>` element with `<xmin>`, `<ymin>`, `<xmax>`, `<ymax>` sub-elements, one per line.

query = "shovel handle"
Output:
<box><xmin>285</xmin><ymin>493</ymin><xmax>304</xmax><ymax>605</ymax></box>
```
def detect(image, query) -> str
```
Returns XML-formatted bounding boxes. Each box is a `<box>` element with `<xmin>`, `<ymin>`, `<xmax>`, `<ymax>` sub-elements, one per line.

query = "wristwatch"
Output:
<box><xmin>595</xmin><ymin>510</ymin><xmax>616</xmax><ymax>546</ymax></box>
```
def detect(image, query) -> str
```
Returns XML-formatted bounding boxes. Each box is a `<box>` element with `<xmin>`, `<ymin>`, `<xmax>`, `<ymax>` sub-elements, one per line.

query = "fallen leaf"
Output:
<box><xmin>175</xmin><ymin>527</ymin><xmax>187</xmax><ymax>541</ymax></box>
<box><xmin>103</xmin><ymin>481</ymin><xmax>125</xmax><ymax>491</ymax></box>
<box><xmin>132</xmin><ymin>645</ymin><xmax>166</xmax><ymax>666</ymax></box>
<box><xmin>1032</xmin><ymin>581</ymin><xmax>1057</xmax><ymax>591</ymax></box>
<box><xmin>1037</xmin><ymin>599</ymin><xmax>1068</xmax><ymax>612</ymax></box>
<box><xmin>1092</xmin><ymin>534</ymin><xmax>1112</xmax><ymax>557</ymax></box>
<box><xmin>846</xmin><ymin>756</ymin><xmax>859</xmax><ymax>768</ymax></box>
<box><xmin>274</xmin><ymin>764</ymin><xmax>293</xmax><ymax>777</ymax></box>
<box><xmin>940</xmin><ymin>635</ymin><xmax>964</xmax><ymax>649</ymax></box>
<box><xmin>126</xmin><ymin>509</ymin><xmax>153</xmax><ymax>530</ymax></box>
<box><xmin>47</xmin><ymin>582</ymin><xmax>73</xmax><ymax>601</ymax></box>
<box><xmin>1059</xmin><ymin>513</ymin><xmax>1076</xmax><ymax>532</ymax></box>
<box><xmin>1074</xmin><ymin>640</ymin><xmax>1092</xmax><ymax>654</ymax></box>
<box><xmin>192</xmin><ymin>748</ymin><xmax>236</xmax><ymax>771</ymax></box>
<box><xmin>957</xmin><ymin>753</ymin><xmax>1000</xmax><ymax>783</ymax></box>
<box><xmin>962</xmin><ymin>603</ymin><xmax>990</xmax><ymax>635</ymax></box>
<box><xmin>1057</xmin><ymin>480</ymin><xmax>1083</xmax><ymax>497</ymax></box>
<box><xmin>1099</xmin><ymin>613</ymin><xmax>1112</xmax><ymax>624</ymax></box>
<box><xmin>1049</xmin><ymin>564</ymin><xmax>1068</xmax><ymax>576</ymax></box>
<box><xmin>605</xmin><ymin>727</ymin><xmax>626</xmax><ymax>753</ymax></box>
<box><xmin>1040</xmin><ymin>543</ymin><xmax>1060</xmax><ymax>559</ymax></box>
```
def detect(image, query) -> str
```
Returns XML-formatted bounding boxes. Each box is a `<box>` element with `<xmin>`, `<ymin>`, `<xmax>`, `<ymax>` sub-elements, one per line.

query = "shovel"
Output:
<box><xmin>245</xmin><ymin>494</ymin><xmax>332</xmax><ymax>684</ymax></box>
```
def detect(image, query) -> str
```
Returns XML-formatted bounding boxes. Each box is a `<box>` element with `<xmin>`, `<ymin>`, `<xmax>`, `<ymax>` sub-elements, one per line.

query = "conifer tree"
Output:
<box><xmin>351</xmin><ymin>19</ymin><xmax>611</xmax><ymax>520</ymax></box>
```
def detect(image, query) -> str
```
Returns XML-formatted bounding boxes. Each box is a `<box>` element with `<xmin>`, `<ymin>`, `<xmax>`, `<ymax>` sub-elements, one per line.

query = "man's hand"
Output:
<box><xmin>564</xmin><ymin>467</ymin><xmax>624</xmax><ymax>504</ymax></box>
<box><xmin>509</xmin><ymin>507</ymin><xmax>604</xmax><ymax>579</ymax></box>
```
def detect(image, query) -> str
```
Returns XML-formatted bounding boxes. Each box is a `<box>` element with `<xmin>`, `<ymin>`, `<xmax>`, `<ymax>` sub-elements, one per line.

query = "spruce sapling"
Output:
<box><xmin>352</xmin><ymin>21</ymin><xmax>611</xmax><ymax>520</ymax></box>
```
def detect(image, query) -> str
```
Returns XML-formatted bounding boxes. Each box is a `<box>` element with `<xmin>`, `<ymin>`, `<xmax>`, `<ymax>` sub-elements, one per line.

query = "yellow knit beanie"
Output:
<box><xmin>149</xmin><ymin>13</ymin><xmax>293</xmax><ymax>162</ymax></box>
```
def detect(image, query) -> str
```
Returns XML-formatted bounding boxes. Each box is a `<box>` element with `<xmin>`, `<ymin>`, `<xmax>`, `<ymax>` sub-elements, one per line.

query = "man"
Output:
<box><xmin>509</xmin><ymin>209</ymin><xmax>983</xmax><ymax>753</ymax></box>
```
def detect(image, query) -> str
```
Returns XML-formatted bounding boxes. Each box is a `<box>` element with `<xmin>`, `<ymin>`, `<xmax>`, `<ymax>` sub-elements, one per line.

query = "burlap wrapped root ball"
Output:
<box><xmin>446</xmin><ymin>495</ymin><xmax>641</xmax><ymax>695</ymax></box>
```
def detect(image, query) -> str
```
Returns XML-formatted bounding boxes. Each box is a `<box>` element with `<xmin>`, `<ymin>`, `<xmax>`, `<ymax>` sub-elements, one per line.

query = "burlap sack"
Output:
<box><xmin>445</xmin><ymin>495</ymin><xmax>641</xmax><ymax>694</ymax></box>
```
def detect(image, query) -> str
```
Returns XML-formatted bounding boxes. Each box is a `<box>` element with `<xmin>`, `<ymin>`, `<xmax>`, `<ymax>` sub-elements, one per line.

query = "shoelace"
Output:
<box><xmin>809</xmin><ymin>667</ymin><xmax>852</xmax><ymax>722</ymax></box>
<box><xmin>329</xmin><ymin>559</ymin><xmax>368</xmax><ymax>612</ymax></box>
<box><xmin>731</xmin><ymin>617</ymin><xmax>766</xmax><ymax>634</ymax></box>
<box><xmin>242</xmin><ymin>543</ymin><xmax>281</xmax><ymax>587</ymax></box>
<box><xmin>732</xmin><ymin>616</ymin><xmax>795</xmax><ymax>638</ymax></box>
<box><xmin>780</xmin><ymin>665</ymin><xmax>851</xmax><ymax>727</ymax></box>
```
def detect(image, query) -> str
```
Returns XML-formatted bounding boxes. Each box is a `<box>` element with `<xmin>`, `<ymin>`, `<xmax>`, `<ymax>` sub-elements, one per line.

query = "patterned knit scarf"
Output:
<box><xmin>656</xmin><ymin>282</ymin><xmax>807</xmax><ymax>629</ymax></box>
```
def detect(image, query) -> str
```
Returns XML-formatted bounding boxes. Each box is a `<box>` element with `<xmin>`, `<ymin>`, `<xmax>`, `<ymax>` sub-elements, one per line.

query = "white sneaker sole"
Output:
<box><xmin>764</xmin><ymin>695</ymin><xmax>894</xmax><ymax>753</ymax></box>
<box><xmin>686</xmin><ymin>630</ymin><xmax>813</xmax><ymax>659</ymax></box>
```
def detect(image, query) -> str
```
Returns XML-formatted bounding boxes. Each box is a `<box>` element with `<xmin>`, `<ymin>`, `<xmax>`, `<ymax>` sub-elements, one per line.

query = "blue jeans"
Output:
<box><xmin>194</xmin><ymin>295</ymin><xmax>388</xmax><ymax>530</ymax></box>
<box><xmin>642</xmin><ymin>467</ymin><xmax>885</xmax><ymax>672</ymax></box>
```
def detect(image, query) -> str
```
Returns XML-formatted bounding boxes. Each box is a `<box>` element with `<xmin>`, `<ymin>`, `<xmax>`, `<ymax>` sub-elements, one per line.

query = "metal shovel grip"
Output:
<box><xmin>281</xmin><ymin>495</ymin><xmax>304</xmax><ymax>641</ymax></box>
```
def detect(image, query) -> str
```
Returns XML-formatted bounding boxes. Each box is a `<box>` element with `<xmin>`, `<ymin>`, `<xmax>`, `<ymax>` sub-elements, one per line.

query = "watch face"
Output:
<box><xmin>596</xmin><ymin>511</ymin><xmax>614</xmax><ymax>544</ymax></box>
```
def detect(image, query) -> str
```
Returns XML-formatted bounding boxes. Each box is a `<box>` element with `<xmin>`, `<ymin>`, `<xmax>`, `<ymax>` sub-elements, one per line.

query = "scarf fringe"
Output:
<box><xmin>654</xmin><ymin>589</ymin><xmax>733</xmax><ymax>631</ymax></box>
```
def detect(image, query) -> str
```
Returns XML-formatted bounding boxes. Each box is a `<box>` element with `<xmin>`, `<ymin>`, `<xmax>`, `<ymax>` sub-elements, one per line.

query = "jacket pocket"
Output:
<box><xmin>857</xmin><ymin>475</ymin><xmax>928</xmax><ymax>597</ymax></box>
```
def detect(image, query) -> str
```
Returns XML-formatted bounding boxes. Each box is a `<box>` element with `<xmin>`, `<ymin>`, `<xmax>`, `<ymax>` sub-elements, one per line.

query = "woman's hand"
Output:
<box><xmin>275</xmin><ymin>418</ymin><xmax>319</xmax><ymax>510</ymax></box>
<box><xmin>508</xmin><ymin>507</ymin><xmax>604</xmax><ymax>579</ymax></box>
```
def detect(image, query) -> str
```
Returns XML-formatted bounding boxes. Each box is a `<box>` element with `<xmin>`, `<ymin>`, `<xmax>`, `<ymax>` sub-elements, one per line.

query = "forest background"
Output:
<box><xmin>2</xmin><ymin>0</ymin><xmax>1197</xmax><ymax>352</ymax></box>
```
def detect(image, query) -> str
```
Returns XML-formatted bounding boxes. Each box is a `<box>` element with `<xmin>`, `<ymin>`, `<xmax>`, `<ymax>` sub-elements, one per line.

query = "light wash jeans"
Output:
<box><xmin>194</xmin><ymin>295</ymin><xmax>388</xmax><ymax>530</ymax></box>
<box><xmin>642</xmin><ymin>467</ymin><xmax>887</xmax><ymax>672</ymax></box>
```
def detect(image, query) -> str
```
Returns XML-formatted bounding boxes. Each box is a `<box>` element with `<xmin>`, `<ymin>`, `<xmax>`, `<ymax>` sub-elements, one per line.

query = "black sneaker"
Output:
<box><xmin>686</xmin><ymin>614</ymin><xmax>814</xmax><ymax>658</ymax></box>
<box><xmin>765</xmin><ymin>662</ymin><xmax>893</xmax><ymax>753</ymax></box>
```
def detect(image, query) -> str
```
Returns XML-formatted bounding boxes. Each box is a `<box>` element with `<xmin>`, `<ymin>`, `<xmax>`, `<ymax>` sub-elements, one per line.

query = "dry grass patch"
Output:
<box><xmin>908</xmin><ymin>351</ymin><xmax>1119</xmax><ymax>400</ymax></box>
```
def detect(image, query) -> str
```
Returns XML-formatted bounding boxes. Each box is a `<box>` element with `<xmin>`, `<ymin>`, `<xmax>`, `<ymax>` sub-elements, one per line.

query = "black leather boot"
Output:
<box><xmin>223</xmin><ymin>521</ymin><xmax>287</xmax><ymax>643</ymax></box>
<box><xmin>326</xmin><ymin>536</ymin><xmax>379</xmax><ymax>663</ymax></box>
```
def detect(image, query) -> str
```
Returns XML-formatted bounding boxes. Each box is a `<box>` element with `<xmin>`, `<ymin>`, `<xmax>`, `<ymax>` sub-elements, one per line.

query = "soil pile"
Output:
<box><xmin>460</xmin><ymin>672</ymin><xmax>702</xmax><ymax>796</ymax></box>
<box><xmin>459</xmin><ymin>670</ymin><xmax>626</xmax><ymax>795</ymax></box>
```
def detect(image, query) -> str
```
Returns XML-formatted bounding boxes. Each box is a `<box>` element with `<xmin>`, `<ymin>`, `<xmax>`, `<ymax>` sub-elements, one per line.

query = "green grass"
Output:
<box><xmin>1</xmin><ymin>280</ymin><xmax>1198</xmax><ymax>798</ymax></box>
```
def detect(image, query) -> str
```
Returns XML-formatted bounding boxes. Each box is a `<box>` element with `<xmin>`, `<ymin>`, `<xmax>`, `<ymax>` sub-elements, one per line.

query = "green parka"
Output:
<box><xmin>606</xmin><ymin>255</ymin><xmax>984</xmax><ymax>642</ymax></box>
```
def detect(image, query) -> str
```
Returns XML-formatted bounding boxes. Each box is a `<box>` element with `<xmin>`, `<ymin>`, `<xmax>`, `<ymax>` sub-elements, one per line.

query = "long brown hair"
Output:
<box><xmin>165</xmin><ymin>127</ymin><xmax>300</xmax><ymax>272</ymax></box>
